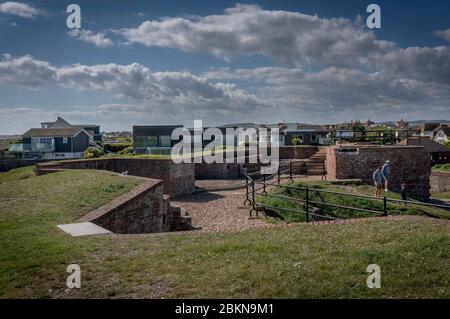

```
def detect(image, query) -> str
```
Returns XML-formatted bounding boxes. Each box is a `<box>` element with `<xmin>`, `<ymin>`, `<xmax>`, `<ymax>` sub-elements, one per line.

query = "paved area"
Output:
<box><xmin>172</xmin><ymin>187</ymin><xmax>272</xmax><ymax>232</ymax></box>
<box><xmin>176</xmin><ymin>175</ymin><xmax>362</xmax><ymax>232</ymax></box>
<box><xmin>57</xmin><ymin>222</ymin><xmax>112</xmax><ymax>237</ymax></box>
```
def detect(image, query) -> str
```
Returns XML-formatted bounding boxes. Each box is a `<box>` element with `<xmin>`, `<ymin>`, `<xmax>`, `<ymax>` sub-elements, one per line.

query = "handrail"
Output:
<box><xmin>244</xmin><ymin>160</ymin><xmax>450</xmax><ymax>221</ymax></box>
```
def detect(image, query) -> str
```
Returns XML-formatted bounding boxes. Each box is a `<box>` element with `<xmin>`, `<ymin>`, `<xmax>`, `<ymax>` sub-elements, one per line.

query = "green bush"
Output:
<box><xmin>291</xmin><ymin>137</ymin><xmax>302</xmax><ymax>145</ymax></box>
<box><xmin>118</xmin><ymin>146</ymin><xmax>134</xmax><ymax>155</ymax></box>
<box><xmin>83</xmin><ymin>147</ymin><xmax>104</xmax><ymax>159</ymax></box>
<box><xmin>104</xmin><ymin>143</ymin><xmax>132</xmax><ymax>153</ymax></box>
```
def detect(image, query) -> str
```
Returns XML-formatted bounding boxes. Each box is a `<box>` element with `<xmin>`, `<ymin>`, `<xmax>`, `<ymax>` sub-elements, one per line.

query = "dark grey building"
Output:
<box><xmin>282</xmin><ymin>124</ymin><xmax>329</xmax><ymax>145</ymax></box>
<box><xmin>133</xmin><ymin>125</ymin><xmax>183</xmax><ymax>154</ymax></box>
<box><xmin>9</xmin><ymin>127</ymin><xmax>90</xmax><ymax>159</ymax></box>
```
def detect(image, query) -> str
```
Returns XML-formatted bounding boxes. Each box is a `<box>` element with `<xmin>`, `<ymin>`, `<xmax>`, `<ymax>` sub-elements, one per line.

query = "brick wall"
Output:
<box><xmin>79</xmin><ymin>179</ymin><xmax>169</xmax><ymax>233</ymax></box>
<box><xmin>326</xmin><ymin>145</ymin><xmax>431</xmax><ymax>200</ymax></box>
<box><xmin>430</xmin><ymin>171</ymin><xmax>450</xmax><ymax>193</ymax></box>
<box><xmin>0</xmin><ymin>159</ymin><xmax>51</xmax><ymax>172</ymax></box>
<box><xmin>36</xmin><ymin>158</ymin><xmax>194</xmax><ymax>197</ymax></box>
<box><xmin>195</xmin><ymin>162</ymin><xmax>240</xmax><ymax>179</ymax></box>
<box><xmin>279</xmin><ymin>146</ymin><xmax>318</xmax><ymax>159</ymax></box>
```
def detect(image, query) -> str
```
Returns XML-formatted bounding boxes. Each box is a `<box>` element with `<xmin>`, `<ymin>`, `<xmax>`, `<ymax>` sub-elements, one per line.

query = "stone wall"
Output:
<box><xmin>36</xmin><ymin>158</ymin><xmax>195</xmax><ymax>197</ymax></box>
<box><xmin>78</xmin><ymin>178</ymin><xmax>191</xmax><ymax>233</ymax></box>
<box><xmin>326</xmin><ymin>145</ymin><xmax>431</xmax><ymax>200</ymax></box>
<box><xmin>195</xmin><ymin>162</ymin><xmax>240</xmax><ymax>179</ymax></box>
<box><xmin>279</xmin><ymin>146</ymin><xmax>319</xmax><ymax>159</ymax></box>
<box><xmin>430</xmin><ymin>171</ymin><xmax>450</xmax><ymax>193</ymax></box>
<box><xmin>0</xmin><ymin>159</ymin><xmax>50</xmax><ymax>172</ymax></box>
<box><xmin>79</xmin><ymin>179</ymin><xmax>169</xmax><ymax>233</ymax></box>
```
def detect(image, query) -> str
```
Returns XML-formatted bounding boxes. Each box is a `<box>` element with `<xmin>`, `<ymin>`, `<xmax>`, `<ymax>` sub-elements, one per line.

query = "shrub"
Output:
<box><xmin>118</xmin><ymin>146</ymin><xmax>134</xmax><ymax>155</ymax></box>
<box><xmin>104</xmin><ymin>143</ymin><xmax>132</xmax><ymax>153</ymax></box>
<box><xmin>83</xmin><ymin>147</ymin><xmax>104</xmax><ymax>159</ymax></box>
<box><xmin>291</xmin><ymin>137</ymin><xmax>302</xmax><ymax>145</ymax></box>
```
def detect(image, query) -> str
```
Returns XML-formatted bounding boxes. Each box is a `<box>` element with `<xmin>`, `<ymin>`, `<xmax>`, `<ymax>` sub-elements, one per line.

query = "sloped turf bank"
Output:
<box><xmin>0</xmin><ymin>167</ymin><xmax>449</xmax><ymax>298</ymax></box>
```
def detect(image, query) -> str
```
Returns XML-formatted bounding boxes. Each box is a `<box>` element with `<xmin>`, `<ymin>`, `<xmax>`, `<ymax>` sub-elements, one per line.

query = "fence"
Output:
<box><xmin>319</xmin><ymin>129</ymin><xmax>422</xmax><ymax>146</ymax></box>
<box><xmin>244</xmin><ymin>166</ymin><xmax>450</xmax><ymax>221</ymax></box>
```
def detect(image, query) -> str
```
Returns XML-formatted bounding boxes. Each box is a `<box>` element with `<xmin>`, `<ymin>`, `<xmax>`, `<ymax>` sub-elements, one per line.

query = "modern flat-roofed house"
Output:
<box><xmin>281</xmin><ymin>123</ymin><xmax>329</xmax><ymax>145</ymax></box>
<box><xmin>133</xmin><ymin>125</ymin><xmax>183</xmax><ymax>154</ymax></box>
<box><xmin>9</xmin><ymin>127</ymin><xmax>90</xmax><ymax>159</ymax></box>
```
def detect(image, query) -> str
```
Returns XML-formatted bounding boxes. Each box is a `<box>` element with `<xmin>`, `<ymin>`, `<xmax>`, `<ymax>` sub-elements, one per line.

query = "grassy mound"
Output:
<box><xmin>0</xmin><ymin>168</ymin><xmax>449</xmax><ymax>298</ymax></box>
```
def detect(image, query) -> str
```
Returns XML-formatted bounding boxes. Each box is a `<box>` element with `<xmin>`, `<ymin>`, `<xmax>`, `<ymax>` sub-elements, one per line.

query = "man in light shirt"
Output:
<box><xmin>381</xmin><ymin>160</ymin><xmax>392</xmax><ymax>192</ymax></box>
<box><xmin>373</xmin><ymin>167</ymin><xmax>383</xmax><ymax>197</ymax></box>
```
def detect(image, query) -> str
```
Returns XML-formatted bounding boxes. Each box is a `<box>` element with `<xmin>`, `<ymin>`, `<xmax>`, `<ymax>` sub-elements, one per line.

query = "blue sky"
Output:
<box><xmin>0</xmin><ymin>0</ymin><xmax>449</xmax><ymax>133</ymax></box>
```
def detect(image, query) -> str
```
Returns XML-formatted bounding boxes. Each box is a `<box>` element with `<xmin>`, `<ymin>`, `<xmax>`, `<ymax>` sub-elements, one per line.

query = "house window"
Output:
<box><xmin>311</xmin><ymin>134</ymin><xmax>317</xmax><ymax>142</ymax></box>
<box><xmin>159</xmin><ymin>135</ymin><xmax>171</xmax><ymax>147</ymax></box>
<box><xmin>63</xmin><ymin>137</ymin><xmax>68</xmax><ymax>144</ymax></box>
<box><xmin>134</xmin><ymin>136</ymin><xmax>158</xmax><ymax>148</ymax></box>
<box><xmin>31</xmin><ymin>137</ymin><xmax>54</xmax><ymax>151</ymax></box>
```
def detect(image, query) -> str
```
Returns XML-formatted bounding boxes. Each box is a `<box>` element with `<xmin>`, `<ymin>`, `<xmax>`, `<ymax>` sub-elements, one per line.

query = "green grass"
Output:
<box><xmin>432</xmin><ymin>191</ymin><xmax>450</xmax><ymax>200</ymax></box>
<box><xmin>0</xmin><ymin>166</ymin><xmax>36</xmax><ymax>184</ymax></box>
<box><xmin>0</xmin><ymin>168</ymin><xmax>449</xmax><ymax>298</ymax></box>
<box><xmin>259</xmin><ymin>181</ymin><xmax>450</xmax><ymax>222</ymax></box>
<box><xmin>0</xmin><ymin>168</ymin><xmax>142</xmax><ymax>298</ymax></box>
<box><xmin>433</xmin><ymin>164</ymin><xmax>450</xmax><ymax>172</ymax></box>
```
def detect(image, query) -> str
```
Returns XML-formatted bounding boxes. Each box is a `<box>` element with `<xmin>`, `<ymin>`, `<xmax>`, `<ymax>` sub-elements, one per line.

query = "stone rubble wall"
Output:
<box><xmin>326</xmin><ymin>145</ymin><xmax>431</xmax><ymax>200</ymax></box>
<box><xmin>430</xmin><ymin>171</ymin><xmax>450</xmax><ymax>193</ymax></box>
<box><xmin>36</xmin><ymin>158</ymin><xmax>195</xmax><ymax>197</ymax></box>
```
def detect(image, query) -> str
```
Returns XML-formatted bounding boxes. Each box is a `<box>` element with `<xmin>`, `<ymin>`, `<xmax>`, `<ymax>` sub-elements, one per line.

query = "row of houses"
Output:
<box><xmin>132</xmin><ymin>123</ymin><xmax>331</xmax><ymax>155</ymax></box>
<box><xmin>8</xmin><ymin>117</ymin><xmax>450</xmax><ymax>163</ymax></box>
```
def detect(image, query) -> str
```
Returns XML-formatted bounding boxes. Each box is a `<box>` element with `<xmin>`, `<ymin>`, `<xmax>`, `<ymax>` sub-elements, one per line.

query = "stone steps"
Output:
<box><xmin>169</xmin><ymin>203</ymin><xmax>192</xmax><ymax>231</ymax></box>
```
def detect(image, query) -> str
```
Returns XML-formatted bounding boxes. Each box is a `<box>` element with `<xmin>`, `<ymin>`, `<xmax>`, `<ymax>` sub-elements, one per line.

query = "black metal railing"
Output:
<box><xmin>244</xmin><ymin>169</ymin><xmax>450</xmax><ymax>221</ymax></box>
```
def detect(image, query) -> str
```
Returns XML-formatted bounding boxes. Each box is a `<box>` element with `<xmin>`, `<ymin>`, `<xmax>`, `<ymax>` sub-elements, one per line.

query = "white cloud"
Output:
<box><xmin>119</xmin><ymin>4</ymin><xmax>395</xmax><ymax>67</ymax></box>
<box><xmin>67</xmin><ymin>29</ymin><xmax>114</xmax><ymax>48</ymax></box>
<box><xmin>0</xmin><ymin>54</ymin><xmax>268</xmax><ymax>117</ymax></box>
<box><xmin>434</xmin><ymin>29</ymin><xmax>450</xmax><ymax>42</ymax></box>
<box><xmin>0</xmin><ymin>54</ymin><xmax>57</xmax><ymax>87</ymax></box>
<box><xmin>0</xmin><ymin>1</ymin><xmax>43</xmax><ymax>19</ymax></box>
<box><xmin>1</xmin><ymin>54</ymin><xmax>450</xmax><ymax>131</ymax></box>
<box><xmin>118</xmin><ymin>4</ymin><xmax>450</xmax><ymax>87</ymax></box>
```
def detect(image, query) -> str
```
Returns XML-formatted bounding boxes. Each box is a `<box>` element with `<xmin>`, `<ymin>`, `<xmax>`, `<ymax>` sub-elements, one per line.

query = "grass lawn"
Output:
<box><xmin>432</xmin><ymin>191</ymin><xmax>450</xmax><ymax>200</ymax></box>
<box><xmin>259</xmin><ymin>181</ymin><xmax>450</xmax><ymax>222</ymax></box>
<box><xmin>432</xmin><ymin>163</ymin><xmax>450</xmax><ymax>172</ymax></box>
<box><xmin>0</xmin><ymin>167</ymin><xmax>449</xmax><ymax>298</ymax></box>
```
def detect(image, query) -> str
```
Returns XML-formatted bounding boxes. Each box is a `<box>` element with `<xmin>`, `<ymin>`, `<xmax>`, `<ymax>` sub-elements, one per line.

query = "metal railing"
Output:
<box><xmin>244</xmin><ymin>168</ymin><xmax>450</xmax><ymax>222</ymax></box>
<box><xmin>318</xmin><ymin>129</ymin><xmax>422</xmax><ymax>146</ymax></box>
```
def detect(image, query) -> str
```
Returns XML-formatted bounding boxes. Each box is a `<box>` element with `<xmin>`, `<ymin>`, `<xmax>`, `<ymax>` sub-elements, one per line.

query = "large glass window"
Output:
<box><xmin>31</xmin><ymin>137</ymin><xmax>54</xmax><ymax>151</ymax></box>
<box><xmin>134</xmin><ymin>136</ymin><xmax>158</xmax><ymax>148</ymax></box>
<box><xmin>159</xmin><ymin>135</ymin><xmax>171</xmax><ymax>147</ymax></box>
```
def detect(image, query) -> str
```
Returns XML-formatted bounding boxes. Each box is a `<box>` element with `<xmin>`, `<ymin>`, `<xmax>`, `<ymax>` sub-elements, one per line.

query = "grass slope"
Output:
<box><xmin>0</xmin><ymin>167</ymin><xmax>141</xmax><ymax>298</ymax></box>
<box><xmin>0</xmin><ymin>168</ymin><xmax>449</xmax><ymax>298</ymax></box>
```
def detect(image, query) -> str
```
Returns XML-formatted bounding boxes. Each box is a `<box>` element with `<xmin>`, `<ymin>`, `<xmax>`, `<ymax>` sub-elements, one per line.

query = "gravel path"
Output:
<box><xmin>172</xmin><ymin>188</ymin><xmax>273</xmax><ymax>232</ymax></box>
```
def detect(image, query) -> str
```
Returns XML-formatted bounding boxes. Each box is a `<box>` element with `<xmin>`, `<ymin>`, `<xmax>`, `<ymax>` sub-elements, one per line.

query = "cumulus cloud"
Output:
<box><xmin>118</xmin><ymin>4</ymin><xmax>395</xmax><ymax>67</ymax></box>
<box><xmin>434</xmin><ymin>29</ymin><xmax>450</xmax><ymax>42</ymax></box>
<box><xmin>0</xmin><ymin>54</ymin><xmax>57</xmax><ymax>86</ymax></box>
<box><xmin>1</xmin><ymin>53</ymin><xmax>449</xmax><ymax>131</ymax></box>
<box><xmin>203</xmin><ymin>66</ymin><xmax>449</xmax><ymax>119</ymax></box>
<box><xmin>0</xmin><ymin>1</ymin><xmax>43</xmax><ymax>18</ymax></box>
<box><xmin>67</xmin><ymin>29</ymin><xmax>114</xmax><ymax>48</ymax></box>
<box><xmin>0</xmin><ymin>54</ymin><xmax>267</xmax><ymax>116</ymax></box>
<box><xmin>118</xmin><ymin>4</ymin><xmax>450</xmax><ymax>87</ymax></box>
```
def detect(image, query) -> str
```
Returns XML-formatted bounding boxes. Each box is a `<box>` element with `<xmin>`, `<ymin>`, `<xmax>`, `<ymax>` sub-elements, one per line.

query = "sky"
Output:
<box><xmin>0</xmin><ymin>0</ymin><xmax>449</xmax><ymax>134</ymax></box>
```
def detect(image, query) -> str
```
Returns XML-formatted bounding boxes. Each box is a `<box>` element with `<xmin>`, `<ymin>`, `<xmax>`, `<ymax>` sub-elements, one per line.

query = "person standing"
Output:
<box><xmin>373</xmin><ymin>167</ymin><xmax>383</xmax><ymax>197</ymax></box>
<box><xmin>382</xmin><ymin>160</ymin><xmax>391</xmax><ymax>192</ymax></box>
<box><xmin>401</xmin><ymin>183</ymin><xmax>407</xmax><ymax>206</ymax></box>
